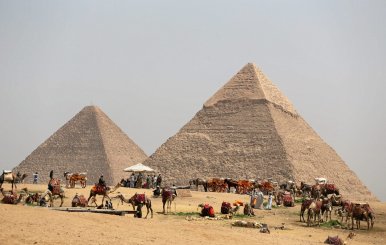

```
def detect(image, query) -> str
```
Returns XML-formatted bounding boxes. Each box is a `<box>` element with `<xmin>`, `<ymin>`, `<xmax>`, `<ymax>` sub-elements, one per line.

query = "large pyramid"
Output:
<box><xmin>144</xmin><ymin>63</ymin><xmax>377</xmax><ymax>201</ymax></box>
<box><xmin>14</xmin><ymin>106</ymin><xmax>147</xmax><ymax>185</ymax></box>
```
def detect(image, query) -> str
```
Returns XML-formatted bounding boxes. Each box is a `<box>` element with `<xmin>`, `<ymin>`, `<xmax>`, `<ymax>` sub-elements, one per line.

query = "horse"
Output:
<box><xmin>189</xmin><ymin>178</ymin><xmax>208</xmax><ymax>192</ymax></box>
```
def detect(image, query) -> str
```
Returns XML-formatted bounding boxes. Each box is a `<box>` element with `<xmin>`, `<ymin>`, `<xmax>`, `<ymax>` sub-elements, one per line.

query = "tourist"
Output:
<box><xmin>130</xmin><ymin>173</ymin><xmax>135</xmax><ymax>188</ymax></box>
<box><xmin>253</xmin><ymin>188</ymin><xmax>264</xmax><ymax>209</ymax></box>
<box><xmin>153</xmin><ymin>185</ymin><xmax>161</xmax><ymax>197</ymax></box>
<box><xmin>33</xmin><ymin>172</ymin><xmax>38</xmax><ymax>184</ymax></box>
<box><xmin>153</xmin><ymin>174</ymin><xmax>158</xmax><ymax>187</ymax></box>
<box><xmin>156</xmin><ymin>174</ymin><xmax>162</xmax><ymax>187</ymax></box>
<box><xmin>149</xmin><ymin>175</ymin><xmax>154</xmax><ymax>188</ymax></box>
<box><xmin>146</xmin><ymin>175</ymin><xmax>151</xmax><ymax>189</ymax></box>
<box><xmin>265</xmin><ymin>193</ymin><xmax>273</xmax><ymax>210</ymax></box>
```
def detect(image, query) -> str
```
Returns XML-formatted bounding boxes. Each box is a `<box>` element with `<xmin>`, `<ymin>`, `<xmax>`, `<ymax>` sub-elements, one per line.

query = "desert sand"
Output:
<box><xmin>0</xmin><ymin>183</ymin><xmax>384</xmax><ymax>245</ymax></box>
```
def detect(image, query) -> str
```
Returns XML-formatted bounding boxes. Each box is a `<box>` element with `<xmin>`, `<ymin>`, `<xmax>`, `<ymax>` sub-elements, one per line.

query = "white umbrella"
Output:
<box><xmin>123</xmin><ymin>163</ymin><xmax>155</xmax><ymax>173</ymax></box>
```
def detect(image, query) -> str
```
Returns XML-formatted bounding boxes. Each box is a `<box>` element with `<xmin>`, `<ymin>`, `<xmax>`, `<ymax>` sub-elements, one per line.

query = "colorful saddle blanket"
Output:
<box><xmin>92</xmin><ymin>184</ymin><xmax>106</xmax><ymax>194</ymax></box>
<box><xmin>135</xmin><ymin>194</ymin><xmax>146</xmax><ymax>204</ymax></box>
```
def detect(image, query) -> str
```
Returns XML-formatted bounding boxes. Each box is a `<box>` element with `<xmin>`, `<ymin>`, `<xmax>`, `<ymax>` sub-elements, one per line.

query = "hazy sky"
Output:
<box><xmin>0</xmin><ymin>1</ymin><xmax>385</xmax><ymax>200</ymax></box>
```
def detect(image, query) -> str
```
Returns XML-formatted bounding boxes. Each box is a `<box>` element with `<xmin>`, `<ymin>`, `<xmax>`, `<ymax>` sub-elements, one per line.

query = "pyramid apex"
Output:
<box><xmin>82</xmin><ymin>105</ymin><xmax>100</xmax><ymax>111</ymax></box>
<box><xmin>204</xmin><ymin>63</ymin><xmax>297</xmax><ymax>115</ymax></box>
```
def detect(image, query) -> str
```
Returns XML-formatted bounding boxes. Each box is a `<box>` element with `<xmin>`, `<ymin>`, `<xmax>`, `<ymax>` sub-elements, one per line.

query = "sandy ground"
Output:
<box><xmin>0</xmin><ymin>183</ymin><xmax>384</xmax><ymax>245</ymax></box>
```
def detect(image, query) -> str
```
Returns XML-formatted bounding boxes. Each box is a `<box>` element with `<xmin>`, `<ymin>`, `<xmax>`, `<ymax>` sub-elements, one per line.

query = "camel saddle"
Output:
<box><xmin>162</xmin><ymin>189</ymin><xmax>174</xmax><ymax>201</ymax></box>
<box><xmin>325</xmin><ymin>183</ymin><xmax>336</xmax><ymax>191</ymax></box>
<box><xmin>325</xmin><ymin>236</ymin><xmax>344</xmax><ymax>245</ymax></box>
<box><xmin>3</xmin><ymin>172</ymin><xmax>13</xmax><ymax>181</ymax></box>
<box><xmin>283</xmin><ymin>194</ymin><xmax>293</xmax><ymax>204</ymax></box>
<box><xmin>2</xmin><ymin>194</ymin><xmax>17</xmax><ymax>204</ymax></box>
<box><xmin>92</xmin><ymin>184</ymin><xmax>106</xmax><ymax>194</ymax></box>
<box><xmin>49</xmin><ymin>178</ymin><xmax>61</xmax><ymax>195</ymax></box>
<box><xmin>135</xmin><ymin>194</ymin><xmax>146</xmax><ymax>204</ymax></box>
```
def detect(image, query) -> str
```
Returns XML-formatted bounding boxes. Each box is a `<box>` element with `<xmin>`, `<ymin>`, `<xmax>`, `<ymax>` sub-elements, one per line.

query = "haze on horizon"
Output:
<box><xmin>0</xmin><ymin>1</ymin><xmax>385</xmax><ymax>200</ymax></box>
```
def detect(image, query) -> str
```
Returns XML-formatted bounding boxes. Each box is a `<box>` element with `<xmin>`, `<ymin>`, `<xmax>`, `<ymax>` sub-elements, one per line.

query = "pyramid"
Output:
<box><xmin>13</xmin><ymin>106</ymin><xmax>148</xmax><ymax>185</ymax></box>
<box><xmin>144</xmin><ymin>63</ymin><xmax>377</xmax><ymax>201</ymax></box>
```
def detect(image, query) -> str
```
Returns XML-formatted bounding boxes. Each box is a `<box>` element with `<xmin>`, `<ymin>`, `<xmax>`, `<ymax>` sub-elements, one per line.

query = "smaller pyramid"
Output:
<box><xmin>13</xmin><ymin>106</ymin><xmax>147</xmax><ymax>185</ymax></box>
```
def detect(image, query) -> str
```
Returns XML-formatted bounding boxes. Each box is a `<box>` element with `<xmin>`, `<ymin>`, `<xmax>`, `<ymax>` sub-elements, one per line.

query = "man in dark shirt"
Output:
<box><xmin>99</xmin><ymin>175</ymin><xmax>106</xmax><ymax>186</ymax></box>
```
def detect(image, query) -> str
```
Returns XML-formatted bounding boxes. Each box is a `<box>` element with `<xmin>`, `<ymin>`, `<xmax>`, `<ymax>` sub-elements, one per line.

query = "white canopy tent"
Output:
<box><xmin>123</xmin><ymin>163</ymin><xmax>155</xmax><ymax>173</ymax></box>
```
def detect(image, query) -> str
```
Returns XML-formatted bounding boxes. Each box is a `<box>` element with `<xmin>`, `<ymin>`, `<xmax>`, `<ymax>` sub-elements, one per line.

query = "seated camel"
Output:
<box><xmin>0</xmin><ymin>188</ymin><xmax>26</xmax><ymax>204</ymax></box>
<box><xmin>113</xmin><ymin>193</ymin><xmax>153</xmax><ymax>218</ymax></box>
<box><xmin>72</xmin><ymin>194</ymin><xmax>88</xmax><ymax>207</ymax></box>
<box><xmin>22</xmin><ymin>187</ymin><xmax>41</xmax><ymax>205</ymax></box>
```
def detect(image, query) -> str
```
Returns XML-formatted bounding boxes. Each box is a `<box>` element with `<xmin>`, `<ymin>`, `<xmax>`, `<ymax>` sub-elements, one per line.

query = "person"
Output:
<box><xmin>156</xmin><ymin>174</ymin><xmax>162</xmax><ymax>187</ymax></box>
<box><xmin>99</xmin><ymin>175</ymin><xmax>106</xmax><ymax>187</ymax></box>
<box><xmin>153</xmin><ymin>185</ymin><xmax>161</xmax><ymax>197</ymax></box>
<box><xmin>130</xmin><ymin>173</ymin><xmax>135</xmax><ymax>188</ymax></box>
<box><xmin>171</xmin><ymin>184</ymin><xmax>178</xmax><ymax>196</ymax></box>
<box><xmin>153</xmin><ymin>174</ymin><xmax>158</xmax><ymax>188</ymax></box>
<box><xmin>150</xmin><ymin>175</ymin><xmax>154</xmax><ymax>189</ymax></box>
<box><xmin>265</xmin><ymin>192</ymin><xmax>273</xmax><ymax>210</ymax></box>
<box><xmin>33</xmin><ymin>172</ymin><xmax>38</xmax><ymax>184</ymax></box>
<box><xmin>146</xmin><ymin>175</ymin><xmax>151</xmax><ymax>189</ymax></box>
<box><xmin>105</xmin><ymin>200</ymin><xmax>113</xmax><ymax>209</ymax></box>
<box><xmin>252</xmin><ymin>188</ymin><xmax>264</xmax><ymax>209</ymax></box>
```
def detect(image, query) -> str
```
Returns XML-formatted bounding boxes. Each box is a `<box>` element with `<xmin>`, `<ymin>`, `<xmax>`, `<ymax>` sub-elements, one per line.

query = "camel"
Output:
<box><xmin>0</xmin><ymin>188</ymin><xmax>25</xmax><ymax>204</ymax></box>
<box><xmin>300</xmin><ymin>181</ymin><xmax>312</xmax><ymax>197</ymax></box>
<box><xmin>351</xmin><ymin>203</ymin><xmax>375</xmax><ymax>230</ymax></box>
<box><xmin>41</xmin><ymin>187</ymin><xmax>65</xmax><ymax>207</ymax></box>
<box><xmin>0</xmin><ymin>171</ymin><xmax>27</xmax><ymax>190</ymax></box>
<box><xmin>307</xmin><ymin>199</ymin><xmax>322</xmax><ymax>227</ymax></box>
<box><xmin>321</xmin><ymin>183</ymin><xmax>340</xmax><ymax>196</ymax></box>
<box><xmin>87</xmin><ymin>183</ymin><xmax>121</xmax><ymax>206</ymax></box>
<box><xmin>161</xmin><ymin>188</ymin><xmax>176</xmax><ymax>214</ymax></box>
<box><xmin>22</xmin><ymin>187</ymin><xmax>41</xmax><ymax>205</ymax></box>
<box><xmin>321</xmin><ymin>197</ymin><xmax>332</xmax><ymax>222</ymax></box>
<box><xmin>113</xmin><ymin>193</ymin><xmax>153</xmax><ymax>218</ymax></box>
<box><xmin>189</xmin><ymin>178</ymin><xmax>208</xmax><ymax>192</ymax></box>
<box><xmin>299</xmin><ymin>198</ymin><xmax>314</xmax><ymax>222</ymax></box>
<box><xmin>276</xmin><ymin>190</ymin><xmax>295</xmax><ymax>207</ymax></box>
<box><xmin>71</xmin><ymin>194</ymin><xmax>88</xmax><ymax>207</ymax></box>
<box><xmin>330</xmin><ymin>194</ymin><xmax>343</xmax><ymax>206</ymax></box>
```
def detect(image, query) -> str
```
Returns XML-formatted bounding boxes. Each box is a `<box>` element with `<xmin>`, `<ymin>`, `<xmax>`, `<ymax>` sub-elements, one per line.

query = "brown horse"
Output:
<box><xmin>87</xmin><ymin>183</ymin><xmax>121</xmax><ymax>206</ymax></box>
<box><xmin>189</xmin><ymin>178</ymin><xmax>208</xmax><ymax>192</ymax></box>
<box><xmin>0</xmin><ymin>171</ymin><xmax>27</xmax><ymax>190</ymax></box>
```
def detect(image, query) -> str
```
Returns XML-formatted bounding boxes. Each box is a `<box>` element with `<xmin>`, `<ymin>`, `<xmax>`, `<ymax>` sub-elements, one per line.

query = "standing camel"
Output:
<box><xmin>0</xmin><ymin>171</ymin><xmax>27</xmax><ymax>190</ymax></box>
<box><xmin>161</xmin><ymin>188</ymin><xmax>176</xmax><ymax>214</ymax></box>
<box><xmin>87</xmin><ymin>183</ymin><xmax>121</xmax><ymax>206</ymax></box>
<box><xmin>113</xmin><ymin>193</ymin><xmax>153</xmax><ymax>218</ymax></box>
